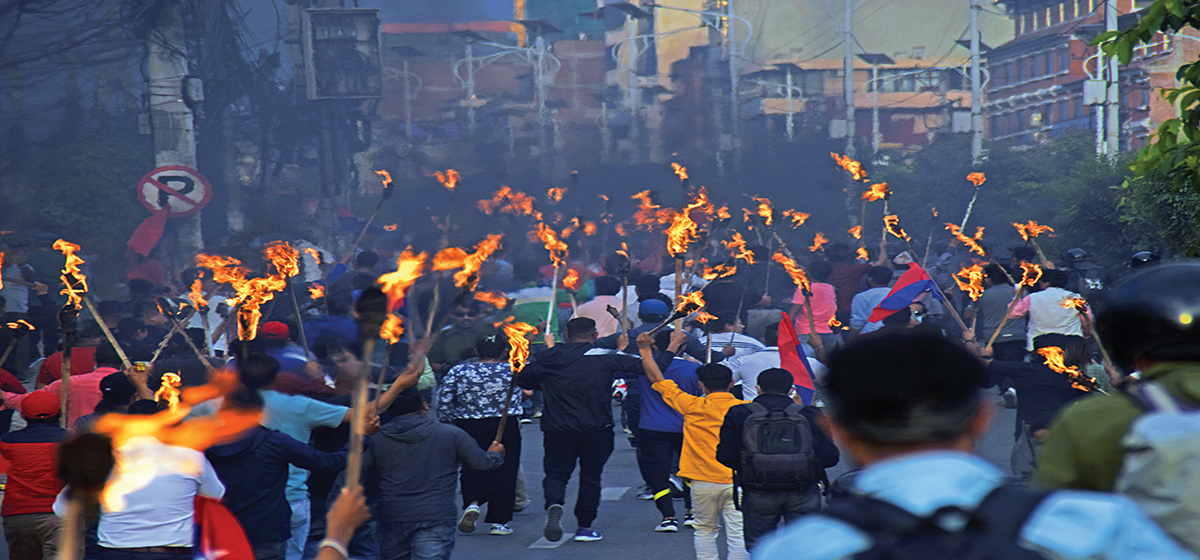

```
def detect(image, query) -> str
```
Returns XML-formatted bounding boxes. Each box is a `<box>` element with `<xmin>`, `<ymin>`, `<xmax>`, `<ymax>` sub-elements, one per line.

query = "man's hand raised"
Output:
<box><xmin>636</xmin><ymin>332</ymin><xmax>654</xmax><ymax>351</ymax></box>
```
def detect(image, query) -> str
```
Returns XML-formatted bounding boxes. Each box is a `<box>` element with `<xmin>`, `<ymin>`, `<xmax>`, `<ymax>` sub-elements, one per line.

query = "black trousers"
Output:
<box><xmin>455</xmin><ymin>417</ymin><xmax>522</xmax><ymax>524</ymax></box>
<box><xmin>741</xmin><ymin>488</ymin><xmax>821</xmax><ymax>551</ymax></box>
<box><xmin>542</xmin><ymin>427</ymin><xmax>614</xmax><ymax>528</ymax></box>
<box><xmin>638</xmin><ymin>429</ymin><xmax>691</xmax><ymax>519</ymax></box>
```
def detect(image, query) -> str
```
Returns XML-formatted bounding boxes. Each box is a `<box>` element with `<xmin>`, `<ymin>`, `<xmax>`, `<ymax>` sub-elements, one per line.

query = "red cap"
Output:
<box><xmin>259</xmin><ymin>321</ymin><xmax>289</xmax><ymax>340</ymax></box>
<box><xmin>21</xmin><ymin>392</ymin><xmax>60</xmax><ymax>419</ymax></box>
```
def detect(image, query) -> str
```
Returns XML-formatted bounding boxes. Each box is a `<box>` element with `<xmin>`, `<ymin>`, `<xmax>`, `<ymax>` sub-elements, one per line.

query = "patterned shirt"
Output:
<box><xmin>438</xmin><ymin>361</ymin><xmax>523</xmax><ymax>422</ymax></box>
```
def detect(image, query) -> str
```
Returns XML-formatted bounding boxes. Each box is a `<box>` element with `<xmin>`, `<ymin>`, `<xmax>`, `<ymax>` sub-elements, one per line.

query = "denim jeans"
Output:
<box><xmin>286</xmin><ymin>498</ymin><xmax>311</xmax><ymax>560</ymax></box>
<box><xmin>376</xmin><ymin>520</ymin><xmax>455</xmax><ymax>560</ymax></box>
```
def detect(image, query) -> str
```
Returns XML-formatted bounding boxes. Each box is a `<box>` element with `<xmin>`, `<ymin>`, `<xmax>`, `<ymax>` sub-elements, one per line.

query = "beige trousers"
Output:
<box><xmin>688</xmin><ymin>480</ymin><xmax>748</xmax><ymax>560</ymax></box>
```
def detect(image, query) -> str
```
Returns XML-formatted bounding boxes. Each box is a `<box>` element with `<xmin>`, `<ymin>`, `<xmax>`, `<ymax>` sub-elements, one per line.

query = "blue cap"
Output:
<box><xmin>639</xmin><ymin>299</ymin><xmax>669</xmax><ymax>317</ymax></box>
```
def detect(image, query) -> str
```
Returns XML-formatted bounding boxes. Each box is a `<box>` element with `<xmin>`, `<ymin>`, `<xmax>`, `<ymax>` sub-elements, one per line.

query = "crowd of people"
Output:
<box><xmin>0</xmin><ymin>227</ymin><xmax>1194</xmax><ymax>560</ymax></box>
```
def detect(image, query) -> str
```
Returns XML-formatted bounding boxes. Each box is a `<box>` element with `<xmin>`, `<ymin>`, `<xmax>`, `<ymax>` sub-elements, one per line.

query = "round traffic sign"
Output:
<box><xmin>137</xmin><ymin>165</ymin><xmax>212</xmax><ymax>218</ymax></box>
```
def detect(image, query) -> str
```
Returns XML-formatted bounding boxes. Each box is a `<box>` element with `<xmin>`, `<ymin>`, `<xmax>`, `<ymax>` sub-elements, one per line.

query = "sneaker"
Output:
<box><xmin>532</xmin><ymin>409</ymin><xmax>543</xmax><ymax>418</ymax></box>
<box><xmin>458</xmin><ymin>505</ymin><xmax>480</xmax><ymax>533</ymax></box>
<box><xmin>544</xmin><ymin>504</ymin><xmax>564</xmax><ymax>541</ymax></box>
<box><xmin>490</xmin><ymin>524</ymin><xmax>514</xmax><ymax>536</ymax></box>
<box><xmin>668</xmin><ymin>476</ymin><xmax>685</xmax><ymax>496</ymax></box>
<box><xmin>520</xmin><ymin>417</ymin><xmax>533</xmax><ymax>424</ymax></box>
<box><xmin>636</xmin><ymin>486</ymin><xmax>655</xmax><ymax>500</ymax></box>
<box><xmin>683</xmin><ymin>513</ymin><xmax>696</xmax><ymax>527</ymax></box>
<box><xmin>654</xmin><ymin>519</ymin><xmax>679</xmax><ymax>532</ymax></box>
<box><xmin>573</xmin><ymin>528</ymin><xmax>603</xmax><ymax>542</ymax></box>
<box><xmin>1001</xmin><ymin>388</ymin><xmax>1017</xmax><ymax>409</ymax></box>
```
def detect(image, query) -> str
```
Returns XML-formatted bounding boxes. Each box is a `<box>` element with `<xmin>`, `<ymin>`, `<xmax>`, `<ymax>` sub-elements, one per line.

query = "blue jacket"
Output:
<box><xmin>303</xmin><ymin>315</ymin><xmax>358</xmax><ymax>350</ymax></box>
<box><xmin>636</xmin><ymin>357</ymin><xmax>700</xmax><ymax>433</ymax></box>
<box><xmin>206</xmin><ymin>426</ymin><xmax>346</xmax><ymax>544</ymax></box>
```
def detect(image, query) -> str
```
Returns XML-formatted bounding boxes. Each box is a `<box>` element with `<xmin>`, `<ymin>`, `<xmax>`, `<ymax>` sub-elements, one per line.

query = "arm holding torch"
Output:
<box><xmin>984</xmin><ymin>287</ymin><xmax>1027</xmax><ymax>353</ymax></box>
<box><xmin>348</xmin><ymin>288</ymin><xmax>389</xmax><ymax>489</ymax></box>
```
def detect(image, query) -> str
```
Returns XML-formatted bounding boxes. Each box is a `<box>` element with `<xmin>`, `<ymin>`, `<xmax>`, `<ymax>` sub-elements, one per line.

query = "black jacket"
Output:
<box><xmin>206</xmin><ymin>426</ymin><xmax>346</xmax><ymax>544</ymax></box>
<box><xmin>716</xmin><ymin>393</ymin><xmax>840</xmax><ymax>490</ymax></box>
<box><xmin>517</xmin><ymin>342</ymin><xmax>654</xmax><ymax>432</ymax></box>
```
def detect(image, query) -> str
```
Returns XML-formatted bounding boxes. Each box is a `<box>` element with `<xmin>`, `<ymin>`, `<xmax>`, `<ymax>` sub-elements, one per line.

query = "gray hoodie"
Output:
<box><xmin>363</xmin><ymin>413</ymin><xmax>502</xmax><ymax>523</ymax></box>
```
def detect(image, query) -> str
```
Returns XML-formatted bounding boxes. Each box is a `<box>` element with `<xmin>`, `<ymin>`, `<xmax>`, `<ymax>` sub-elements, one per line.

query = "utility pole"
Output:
<box><xmin>465</xmin><ymin>41</ymin><xmax>476</xmax><ymax>136</ymax></box>
<box><xmin>148</xmin><ymin>0</ymin><xmax>203</xmax><ymax>262</ymax></box>
<box><xmin>628</xmin><ymin>18</ymin><xmax>641</xmax><ymax>165</ymax></box>
<box><xmin>969</xmin><ymin>0</ymin><xmax>983</xmax><ymax>163</ymax></box>
<box><xmin>843</xmin><ymin>0</ymin><xmax>855</xmax><ymax>158</ymax></box>
<box><xmin>1105</xmin><ymin>0</ymin><xmax>1119</xmax><ymax>155</ymax></box>
<box><xmin>727</xmin><ymin>0</ymin><xmax>741</xmax><ymax>170</ymax></box>
<box><xmin>785</xmin><ymin>67</ymin><xmax>795</xmax><ymax>141</ymax></box>
<box><xmin>871</xmin><ymin>63</ymin><xmax>880</xmax><ymax>153</ymax></box>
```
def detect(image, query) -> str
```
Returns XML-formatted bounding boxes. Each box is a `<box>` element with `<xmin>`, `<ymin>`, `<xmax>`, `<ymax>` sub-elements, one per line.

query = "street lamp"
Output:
<box><xmin>856</xmin><ymin>53</ymin><xmax>894</xmax><ymax>154</ymax></box>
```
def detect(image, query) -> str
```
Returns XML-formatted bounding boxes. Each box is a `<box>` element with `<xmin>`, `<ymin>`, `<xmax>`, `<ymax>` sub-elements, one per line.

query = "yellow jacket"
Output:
<box><xmin>653</xmin><ymin>379</ymin><xmax>748</xmax><ymax>484</ymax></box>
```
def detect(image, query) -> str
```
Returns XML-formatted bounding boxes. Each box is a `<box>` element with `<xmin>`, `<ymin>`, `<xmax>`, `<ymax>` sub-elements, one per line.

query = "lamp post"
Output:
<box><xmin>856</xmin><ymin>53</ymin><xmax>894</xmax><ymax>155</ymax></box>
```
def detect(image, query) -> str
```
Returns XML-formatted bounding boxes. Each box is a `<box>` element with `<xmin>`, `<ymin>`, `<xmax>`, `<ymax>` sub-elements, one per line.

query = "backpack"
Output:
<box><xmin>821</xmin><ymin>484</ymin><xmax>1051</xmax><ymax>560</ymax></box>
<box><xmin>738</xmin><ymin>402</ymin><xmax>815</xmax><ymax>490</ymax></box>
<box><xmin>1115</xmin><ymin>380</ymin><xmax>1200</xmax><ymax>552</ymax></box>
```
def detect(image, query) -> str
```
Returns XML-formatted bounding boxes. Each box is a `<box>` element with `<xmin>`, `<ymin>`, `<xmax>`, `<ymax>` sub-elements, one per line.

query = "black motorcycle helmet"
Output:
<box><xmin>1130</xmin><ymin>251</ymin><xmax>1161</xmax><ymax>270</ymax></box>
<box><xmin>1097</xmin><ymin>263</ymin><xmax>1200</xmax><ymax>372</ymax></box>
<box><xmin>1061</xmin><ymin>248</ymin><xmax>1089</xmax><ymax>265</ymax></box>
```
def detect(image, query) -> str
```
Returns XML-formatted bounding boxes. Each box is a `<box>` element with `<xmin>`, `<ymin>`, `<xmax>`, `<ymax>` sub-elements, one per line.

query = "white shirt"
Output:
<box><xmin>0</xmin><ymin>264</ymin><xmax>30</xmax><ymax>313</ymax></box>
<box><xmin>1023</xmin><ymin>287</ymin><xmax>1084</xmax><ymax>350</ymax></box>
<box><xmin>186</xmin><ymin>294</ymin><xmax>229</xmax><ymax>353</ymax></box>
<box><xmin>706</xmin><ymin>332</ymin><xmax>766</xmax><ymax>361</ymax></box>
<box><xmin>55</xmin><ymin>436</ymin><xmax>225</xmax><ymax>548</ymax></box>
<box><xmin>574</xmin><ymin>295</ymin><xmax>624</xmax><ymax>337</ymax></box>
<box><xmin>726</xmin><ymin>347</ymin><xmax>828</xmax><ymax>400</ymax></box>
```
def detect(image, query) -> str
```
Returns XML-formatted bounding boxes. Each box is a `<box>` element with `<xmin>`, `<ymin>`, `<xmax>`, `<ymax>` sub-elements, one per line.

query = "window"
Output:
<box><xmin>1004</xmin><ymin>64</ymin><xmax>1012</xmax><ymax>85</ymax></box>
<box><xmin>1050</xmin><ymin>3</ymin><xmax>1061</xmax><ymax>25</ymax></box>
<box><xmin>1058</xmin><ymin>100</ymin><xmax>1068</xmax><ymax>121</ymax></box>
<box><xmin>1016</xmin><ymin>60</ymin><xmax>1024</xmax><ymax>81</ymax></box>
<box><xmin>1067</xmin><ymin>96</ymin><xmax>1076</xmax><ymax>119</ymax></box>
<box><xmin>1060</xmin><ymin>49</ymin><xmax>1070</xmax><ymax>73</ymax></box>
<box><xmin>991</xmin><ymin>116</ymin><xmax>1001</xmax><ymax>135</ymax></box>
<box><xmin>1077</xmin><ymin>0</ymin><xmax>1089</xmax><ymax>17</ymax></box>
<box><xmin>1045</xmin><ymin>52</ymin><xmax>1054</xmax><ymax>74</ymax></box>
<box><xmin>1031</xmin><ymin>57</ymin><xmax>1040</xmax><ymax>78</ymax></box>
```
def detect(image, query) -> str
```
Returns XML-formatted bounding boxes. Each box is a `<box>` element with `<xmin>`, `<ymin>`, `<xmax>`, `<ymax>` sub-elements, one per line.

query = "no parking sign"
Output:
<box><xmin>137</xmin><ymin>165</ymin><xmax>212</xmax><ymax>217</ymax></box>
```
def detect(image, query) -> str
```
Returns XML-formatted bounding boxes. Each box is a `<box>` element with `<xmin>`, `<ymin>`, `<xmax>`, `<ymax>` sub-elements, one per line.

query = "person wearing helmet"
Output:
<box><xmin>1034</xmin><ymin>262</ymin><xmax>1200</xmax><ymax>492</ymax></box>
<box><xmin>1057</xmin><ymin>248</ymin><xmax>1109</xmax><ymax>307</ymax></box>
<box><xmin>1130</xmin><ymin>250</ymin><xmax>1160</xmax><ymax>270</ymax></box>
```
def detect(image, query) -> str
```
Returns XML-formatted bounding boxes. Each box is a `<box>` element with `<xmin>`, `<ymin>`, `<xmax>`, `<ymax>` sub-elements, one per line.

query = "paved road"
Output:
<box><xmin>454</xmin><ymin>398</ymin><xmax>1018</xmax><ymax>559</ymax></box>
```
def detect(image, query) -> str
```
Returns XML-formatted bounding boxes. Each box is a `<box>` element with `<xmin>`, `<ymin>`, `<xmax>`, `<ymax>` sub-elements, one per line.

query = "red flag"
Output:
<box><xmin>127</xmin><ymin>210</ymin><xmax>168</xmax><ymax>257</ymax></box>
<box><xmin>194</xmin><ymin>495</ymin><xmax>254</xmax><ymax>560</ymax></box>
<box><xmin>779</xmin><ymin>313</ymin><xmax>816</xmax><ymax>405</ymax></box>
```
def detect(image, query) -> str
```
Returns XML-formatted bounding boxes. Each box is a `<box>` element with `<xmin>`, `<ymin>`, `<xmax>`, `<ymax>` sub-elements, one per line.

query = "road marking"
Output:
<box><xmin>601</xmin><ymin>486</ymin><xmax>630</xmax><ymax>501</ymax></box>
<box><xmin>529</xmin><ymin>537</ymin><xmax>567</xmax><ymax>549</ymax></box>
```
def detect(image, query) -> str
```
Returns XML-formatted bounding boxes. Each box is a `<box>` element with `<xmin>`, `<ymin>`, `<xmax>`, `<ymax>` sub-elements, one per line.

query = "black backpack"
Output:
<box><xmin>738</xmin><ymin>402</ymin><xmax>815</xmax><ymax>490</ymax></box>
<box><xmin>821</xmin><ymin>484</ymin><xmax>1051</xmax><ymax>560</ymax></box>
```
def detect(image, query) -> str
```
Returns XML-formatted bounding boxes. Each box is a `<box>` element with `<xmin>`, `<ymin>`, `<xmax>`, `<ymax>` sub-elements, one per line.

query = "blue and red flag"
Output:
<box><xmin>867</xmin><ymin>263</ymin><xmax>944</xmax><ymax>323</ymax></box>
<box><xmin>778</xmin><ymin>312</ymin><xmax>816</xmax><ymax>405</ymax></box>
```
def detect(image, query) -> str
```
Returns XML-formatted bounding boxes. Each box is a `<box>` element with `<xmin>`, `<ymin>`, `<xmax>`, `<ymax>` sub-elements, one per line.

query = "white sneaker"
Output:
<box><xmin>458</xmin><ymin>505</ymin><xmax>480</xmax><ymax>533</ymax></box>
<box><xmin>490</xmin><ymin>524</ymin><xmax>513</xmax><ymax>535</ymax></box>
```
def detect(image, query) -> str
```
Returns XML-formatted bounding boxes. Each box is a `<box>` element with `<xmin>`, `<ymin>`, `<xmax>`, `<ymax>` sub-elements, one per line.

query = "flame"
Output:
<box><xmin>1012</xmin><ymin>220</ymin><xmax>1055</xmax><ymax>242</ymax></box>
<box><xmin>429</xmin><ymin>169</ymin><xmax>461</xmax><ymax>190</ymax></box>
<box><xmin>5</xmin><ymin>319</ymin><xmax>34</xmax><ymax>333</ymax></box>
<box><xmin>831</xmin><ymin>153</ymin><xmax>867</xmax><ymax>181</ymax></box>
<box><xmin>535</xmin><ymin>223</ymin><xmax>568</xmax><ymax>267</ymax></box>
<box><xmin>188</xmin><ymin>279</ymin><xmax>208</xmax><ymax>309</ymax></box>
<box><xmin>702</xmin><ymin>263</ymin><xmax>737</xmax><ymax>280</ymax></box>
<box><xmin>722</xmin><ymin>232</ymin><xmax>756</xmax><ymax>264</ymax></box>
<box><xmin>782</xmin><ymin>209</ymin><xmax>810</xmax><ymax>228</ymax></box>
<box><xmin>695</xmin><ymin>310</ymin><xmax>717</xmax><ymax>324</ymax></box>
<box><xmin>932</xmin><ymin>207</ymin><xmax>938</xmax><ymax>217</ymax></box>
<box><xmin>966</xmin><ymin>172</ymin><xmax>986</xmax><ymax>187</ymax></box>
<box><xmin>945</xmin><ymin>223</ymin><xmax>986</xmax><ymax>256</ymax></box>
<box><xmin>94</xmin><ymin>370</ymin><xmax>261</xmax><ymax>511</ymax></box>
<box><xmin>304</xmin><ymin>247</ymin><xmax>321</xmax><ymax>267</ymax></box>
<box><xmin>1036</xmin><ymin>346</ymin><xmax>1097</xmax><ymax>392</ymax></box>
<box><xmin>478</xmin><ymin>186</ymin><xmax>536</xmax><ymax>216</ymax></box>
<box><xmin>195</xmin><ymin>251</ymin><xmax>289</xmax><ymax>341</ymax></box>
<box><xmin>676</xmin><ymin>290</ymin><xmax>706</xmax><ymax>315</ymax></box>
<box><xmin>53</xmin><ymin>239</ymin><xmax>89</xmax><ymax>311</ymax></box>
<box><xmin>497</xmin><ymin>318</ymin><xmax>538</xmax><ymax>372</ymax></box>
<box><xmin>857</xmin><ymin>247</ymin><xmax>869</xmax><ymax>260</ymax></box>
<box><xmin>772</xmin><ymin>253</ymin><xmax>811</xmax><ymax>292</ymax></box>
<box><xmin>473</xmin><ymin>291</ymin><xmax>509</xmax><ymax>308</ymax></box>
<box><xmin>309</xmin><ymin>284</ymin><xmax>325</xmax><ymax>299</ymax></box>
<box><xmin>848</xmin><ymin>225</ymin><xmax>863</xmax><ymax>240</ymax></box>
<box><xmin>953</xmin><ymin>264</ymin><xmax>985</xmax><ymax>301</ymax></box>
<box><xmin>671</xmin><ymin>163</ymin><xmax>689</xmax><ymax>181</ymax></box>
<box><xmin>375</xmin><ymin>170</ymin><xmax>393</xmax><ymax>190</ymax></box>
<box><xmin>432</xmin><ymin>234</ymin><xmax>503</xmax><ymax>291</ymax></box>
<box><xmin>665</xmin><ymin>210</ymin><xmax>700</xmax><ymax>258</ymax></box>
<box><xmin>378</xmin><ymin>250</ymin><xmax>428</xmax><ymax>312</ymax></box>
<box><xmin>0</xmin><ymin>252</ymin><xmax>3</xmax><ymax>289</ymax></box>
<box><xmin>154</xmin><ymin>373</ymin><xmax>182</xmax><ymax>413</ymax></box>
<box><xmin>828</xmin><ymin>317</ymin><xmax>843</xmax><ymax>329</ymax></box>
<box><xmin>547</xmin><ymin>188</ymin><xmax>565</xmax><ymax>203</ymax></box>
<box><xmin>1019</xmin><ymin>262</ymin><xmax>1043</xmax><ymax>287</ymax></box>
<box><xmin>380</xmin><ymin>314</ymin><xmax>404</xmax><ymax>345</ymax></box>
<box><xmin>884</xmin><ymin>215</ymin><xmax>911</xmax><ymax>241</ymax></box>
<box><xmin>264</xmin><ymin>241</ymin><xmax>300</xmax><ymax>279</ymax></box>
<box><xmin>561</xmin><ymin>269</ymin><xmax>581</xmax><ymax>291</ymax></box>
<box><xmin>1060</xmin><ymin>297</ymin><xmax>1089</xmax><ymax>313</ymax></box>
<box><xmin>717</xmin><ymin>206</ymin><xmax>732</xmax><ymax>220</ymax></box>
<box><xmin>583</xmin><ymin>222</ymin><xmax>597</xmax><ymax>236</ymax></box>
<box><xmin>809</xmin><ymin>232</ymin><xmax>829</xmax><ymax>252</ymax></box>
<box><xmin>752</xmin><ymin>197</ymin><xmax>773</xmax><ymax>226</ymax></box>
<box><xmin>383</xmin><ymin>224</ymin><xmax>398</xmax><ymax>231</ymax></box>
<box><xmin>862</xmin><ymin>183</ymin><xmax>891</xmax><ymax>202</ymax></box>
<box><xmin>631</xmin><ymin>190</ymin><xmax>673</xmax><ymax>230</ymax></box>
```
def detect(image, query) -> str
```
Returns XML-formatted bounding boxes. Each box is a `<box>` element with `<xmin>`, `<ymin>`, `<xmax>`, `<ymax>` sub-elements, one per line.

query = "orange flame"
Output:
<box><xmin>429</xmin><ymin>169</ymin><xmax>461</xmax><ymax>190</ymax></box>
<box><xmin>535</xmin><ymin>223</ymin><xmax>568</xmax><ymax>267</ymax></box>
<box><xmin>848</xmin><ymin>225</ymin><xmax>863</xmax><ymax>240</ymax></box>
<box><xmin>432</xmin><ymin>234</ymin><xmax>503</xmax><ymax>291</ymax></box>
<box><xmin>0</xmin><ymin>252</ymin><xmax>4</xmax><ymax>289</ymax></box>
<box><xmin>309</xmin><ymin>284</ymin><xmax>325</xmax><ymax>299</ymax></box>
<box><xmin>154</xmin><ymin>372</ymin><xmax>182</xmax><ymax>413</ymax></box>
<box><xmin>478</xmin><ymin>186</ymin><xmax>536</xmax><ymax>216</ymax></box>
<box><xmin>378</xmin><ymin>250</ymin><xmax>427</xmax><ymax>313</ymax></box>
<box><xmin>702</xmin><ymin>263</ymin><xmax>737</xmax><ymax>281</ymax></box>
<box><xmin>380</xmin><ymin>314</ymin><xmax>404</xmax><ymax>345</ymax></box>
<box><xmin>188</xmin><ymin>279</ymin><xmax>208</xmax><ymax>309</ymax></box>
<box><xmin>547</xmin><ymin>188</ymin><xmax>565</xmax><ymax>203</ymax></box>
<box><xmin>809</xmin><ymin>232</ymin><xmax>829</xmax><ymax>252</ymax></box>
<box><xmin>562</xmin><ymin>269</ymin><xmax>582</xmax><ymax>291</ymax></box>
<box><xmin>828</xmin><ymin>317</ymin><xmax>843</xmax><ymax>329</ymax></box>
<box><xmin>375</xmin><ymin>170</ymin><xmax>392</xmax><ymax>190</ymax></box>
<box><xmin>945</xmin><ymin>223</ymin><xmax>986</xmax><ymax>256</ymax></box>
<box><xmin>473</xmin><ymin>291</ymin><xmax>509</xmax><ymax>309</ymax></box>
<box><xmin>5</xmin><ymin>319</ymin><xmax>34</xmax><ymax>333</ymax></box>
<box><xmin>857</xmin><ymin>247</ymin><xmax>869</xmax><ymax>260</ymax></box>
<box><xmin>831</xmin><ymin>153</ymin><xmax>867</xmax><ymax>181</ymax></box>
<box><xmin>196</xmin><ymin>249</ymin><xmax>291</xmax><ymax>341</ymax></box>
<box><xmin>383</xmin><ymin>224</ymin><xmax>398</xmax><ymax>231</ymax></box>
<box><xmin>1036</xmin><ymin>346</ymin><xmax>1097</xmax><ymax>392</ymax></box>
<box><xmin>671</xmin><ymin>162</ymin><xmax>688</xmax><ymax>181</ymax></box>
<box><xmin>53</xmin><ymin>239</ymin><xmax>88</xmax><ymax>311</ymax></box>
<box><xmin>1019</xmin><ymin>262</ymin><xmax>1043</xmax><ymax>287</ymax></box>
<box><xmin>676</xmin><ymin>290</ymin><xmax>706</xmax><ymax>315</ymax></box>
<box><xmin>1012</xmin><ymin>220</ymin><xmax>1055</xmax><ymax>242</ymax></box>
<box><xmin>583</xmin><ymin>222</ymin><xmax>597</xmax><ymax>236</ymax></box>
<box><xmin>752</xmin><ymin>197</ymin><xmax>773</xmax><ymax>226</ymax></box>
<box><xmin>497</xmin><ymin>318</ymin><xmax>538</xmax><ymax>372</ymax></box>
<box><xmin>772</xmin><ymin>253</ymin><xmax>811</xmax><ymax>292</ymax></box>
<box><xmin>665</xmin><ymin>210</ymin><xmax>700</xmax><ymax>258</ymax></box>
<box><xmin>717</xmin><ymin>206</ymin><xmax>732</xmax><ymax>220</ymax></box>
<box><xmin>862</xmin><ymin>183</ymin><xmax>891</xmax><ymax>201</ymax></box>
<box><xmin>264</xmin><ymin>241</ymin><xmax>300</xmax><ymax>279</ymax></box>
<box><xmin>884</xmin><ymin>215</ymin><xmax>911</xmax><ymax>241</ymax></box>
<box><xmin>631</xmin><ymin>190</ymin><xmax>674</xmax><ymax>230</ymax></box>
<box><xmin>782</xmin><ymin>209</ymin><xmax>810</xmax><ymax>228</ymax></box>
<box><xmin>304</xmin><ymin>247</ymin><xmax>321</xmax><ymax>267</ymax></box>
<box><xmin>966</xmin><ymin>172</ymin><xmax>986</xmax><ymax>187</ymax></box>
<box><xmin>953</xmin><ymin>264</ymin><xmax>985</xmax><ymax>301</ymax></box>
<box><xmin>722</xmin><ymin>232</ymin><xmax>756</xmax><ymax>264</ymax></box>
<box><xmin>1060</xmin><ymin>297</ymin><xmax>1089</xmax><ymax>313</ymax></box>
<box><xmin>695</xmin><ymin>310</ymin><xmax>717</xmax><ymax>324</ymax></box>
